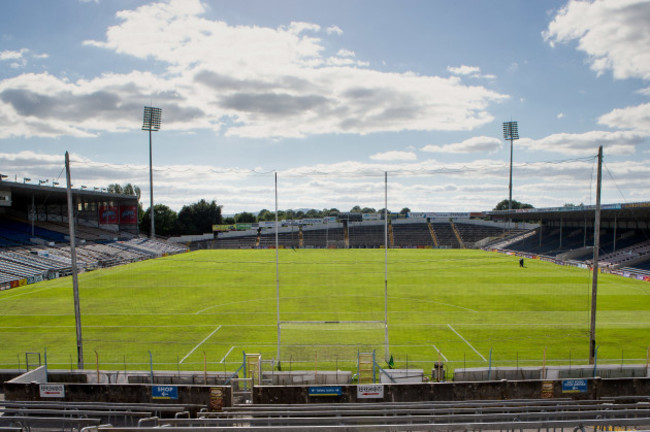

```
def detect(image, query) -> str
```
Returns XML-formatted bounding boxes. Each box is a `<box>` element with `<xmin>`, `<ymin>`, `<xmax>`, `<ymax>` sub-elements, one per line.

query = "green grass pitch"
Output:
<box><xmin>1</xmin><ymin>248</ymin><xmax>649</xmax><ymax>374</ymax></box>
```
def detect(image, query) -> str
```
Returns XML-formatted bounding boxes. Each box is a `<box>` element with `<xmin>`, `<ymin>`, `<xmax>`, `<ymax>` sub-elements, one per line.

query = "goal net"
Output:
<box><xmin>278</xmin><ymin>320</ymin><xmax>387</xmax><ymax>369</ymax></box>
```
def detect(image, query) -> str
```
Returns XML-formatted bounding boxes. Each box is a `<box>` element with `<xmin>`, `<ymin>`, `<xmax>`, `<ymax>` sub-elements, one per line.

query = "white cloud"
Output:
<box><xmin>0</xmin><ymin>49</ymin><xmax>27</xmax><ymax>60</ymax></box>
<box><xmin>557</xmin><ymin>112</ymin><xmax>565</xmax><ymax>119</ymax></box>
<box><xmin>0</xmin><ymin>0</ymin><xmax>508</xmax><ymax>140</ymax></box>
<box><xmin>286</xmin><ymin>21</ymin><xmax>321</xmax><ymax>35</ymax></box>
<box><xmin>544</xmin><ymin>0</ymin><xmax>650</xmax><ymax>80</ymax></box>
<box><xmin>447</xmin><ymin>65</ymin><xmax>496</xmax><ymax>80</ymax></box>
<box><xmin>518</xmin><ymin>130</ymin><xmax>646</xmax><ymax>155</ymax></box>
<box><xmin>0</xmin><ymin>71</ymin><xmax>206</xmax><ymax>138</ymax></box>
<box><xmin>337</xmin><ymin>49</ymin><xmax>355</xmax><ymax>58</ymax></box>
<box><xmin>599</xmin><ymin>102</ymin><xmax>650</xmax><ymax>133</ymax></box>
<box><xmin>0</xmin><ymin>48</ymin><xmax>47</xmax><ymax>71</ymax></box>
<box><xmin>421</xmin><ymin>136</ymin><xmax>502</xmax><ymax>154</ymax></box>
<box><xmin>369</xmin><ymin>151</ymin><xmax>417</xmax><ymax>161</ymax></box>
<box><xmin>2</xmin><ymin>150</ymin><xmax>647</xmax><ymax>212</ymax></box>
<box><xmin>448</xmin><ymin>65</ymin><xmax>480</xmax><ymax>76</ymax></box>
<box><xmin>326</xmin><ymin>25</ymin><xmax>343</xmax><ymax>35</ymax></box>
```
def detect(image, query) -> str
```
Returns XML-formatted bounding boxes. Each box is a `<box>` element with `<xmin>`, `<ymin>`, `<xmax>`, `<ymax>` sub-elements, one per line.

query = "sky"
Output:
<box><xmin>1</xmin><ymin>0</ymin><xmax>650</xmax><ymax>215</ymax></box>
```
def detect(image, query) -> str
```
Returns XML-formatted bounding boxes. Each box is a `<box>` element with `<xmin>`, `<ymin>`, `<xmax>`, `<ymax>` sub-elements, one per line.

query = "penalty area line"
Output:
<box><xmin>432</xmin><ymin>345</ymin><xmax>448</xmax><ymax>362</ymax></box>
<box><xmin>447</xmin><ymin>324</ymin><xmax>487</xmax><ymax>362</ymax></box>
<box><xmin>179</xmin><ymin>325</ymin><xmax>222</xmax><ymax>364</ymax></box>
<box><xmin>220</xmin><ymin>346</ymin><xmax>235</xmax><ymax>364</ymax></box>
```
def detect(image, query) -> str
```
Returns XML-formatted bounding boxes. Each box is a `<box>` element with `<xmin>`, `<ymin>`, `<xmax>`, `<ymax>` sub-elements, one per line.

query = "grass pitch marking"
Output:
<box><xmin>447</xmin><ymin>324</ymin><xmax>487</xmax><ymax>362</ymax></box>
<box><xmin>179</xmin><ymin>325</ymin><xmax>222</xmax><ymax>364</ymax></box>
<box><xmin>432</xmin><ymin>345</ymin><xmax>449</xmax><ymax>362</ymax></box>
<box><xmin>220</xmin><ymin>346</ymin><xmax>235</xmax><ymax>364</ymax></box>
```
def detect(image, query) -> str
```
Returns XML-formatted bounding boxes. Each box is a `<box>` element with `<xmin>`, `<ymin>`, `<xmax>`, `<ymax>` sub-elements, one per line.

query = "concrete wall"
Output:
<box><xmin>262</xmin><ymin>370</ymin><xmax>352</xmax><ymax>385</ymax></box>
<box><xmin>3</xmin><ymin>381</ymin><xmax>230</xmax><ymax>414</ymax></box>
<box><xmin>5</xmin><ymin>367</ymin><xmax>650</xmax><ymax>408</ymax></box>
<box><xmin>454</xmin><ymin>365</ymin><xmax>650</xmax><ymax>381</ymax></box>
<box><xmin>252</xmin><ymin>377</ymin><xmax>650</xmax><ymax>404</ymax></box>
<box><xmin>7</xmin><ymin>366</ymin><xmax>47</xmax><ymax>384</ymax></box>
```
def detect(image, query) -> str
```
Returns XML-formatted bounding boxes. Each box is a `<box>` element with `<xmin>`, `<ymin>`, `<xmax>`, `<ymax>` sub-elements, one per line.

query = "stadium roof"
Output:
<box><xmin>486</xmin><ymin>202</ymin><xmax>650</xmax><ymax>223</ymax></box>
<box><xmin>0</xmin><ymin>180</ymin><xmax>138</xmax><ymax>209</ymax></box>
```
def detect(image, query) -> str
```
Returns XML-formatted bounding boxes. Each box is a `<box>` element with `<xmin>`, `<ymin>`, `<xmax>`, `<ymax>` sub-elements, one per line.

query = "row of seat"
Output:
<box><xmin>0</xmin><ymin>238</ymin><xmax>188</xmax><ymax>284</ymax></box>
<box><xmin>213</xmin><ymin>222</ymin><xmax>519</xmax><ymax>249</ymax></box>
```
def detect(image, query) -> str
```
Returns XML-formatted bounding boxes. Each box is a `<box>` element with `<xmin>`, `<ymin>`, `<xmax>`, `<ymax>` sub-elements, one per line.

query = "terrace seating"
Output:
<box><xmin>303</xmin><ymin>226</ymin><xmax>344</xmax><ymax>248</ymax></box>
<box><xmin>0</xmin><ymin>217</ymin><xmax>67</xmax><ymax>245</ymax></box>
<box><xmin>348</xmin><ymin>222</ymin><xmax>385</xmax><ymax>248</ymax></box>
<box><xmin>213</xmin><ymin>235</ymin><xmax>257</xmax><ymax>249</ymax></box>
<box><xmin>392</xmin><ymin>222</ymin><xmax>434</xmax><ymax>248</ymax></box>
<box><xmin>430</xmin><ymin>223</ymin><xmax>460</xmax><ymax>248</ymax></box>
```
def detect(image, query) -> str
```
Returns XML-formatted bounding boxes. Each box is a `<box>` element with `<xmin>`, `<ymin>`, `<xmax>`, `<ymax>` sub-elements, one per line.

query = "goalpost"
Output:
<box><xmin>273</xmin><ymin>172</ymin><xmax>391</xmax><ymax>368</ymax></box>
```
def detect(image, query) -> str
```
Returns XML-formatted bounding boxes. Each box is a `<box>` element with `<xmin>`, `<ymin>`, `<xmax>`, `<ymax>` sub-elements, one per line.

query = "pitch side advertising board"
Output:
<box><xmin>357</xmin><ymin>384</ymin><xmax>384</xmax><ymax>399</ymax></box>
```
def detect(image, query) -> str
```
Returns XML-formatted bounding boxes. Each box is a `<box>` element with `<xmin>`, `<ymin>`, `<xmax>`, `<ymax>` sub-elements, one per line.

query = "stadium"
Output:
<box><xmin>2</xmin><ymin>171</ymin><xmax>650</xmax><ymax>430</ymax></box>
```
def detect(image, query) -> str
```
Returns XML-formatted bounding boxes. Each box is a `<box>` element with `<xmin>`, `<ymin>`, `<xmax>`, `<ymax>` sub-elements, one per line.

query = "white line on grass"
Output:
<box><xmin>220</xmin><ymin>346</ymin><xmax>235</xmax><ymax>363</ymax></box>
<box><xmin>432</xmin><ymin>345</ymin><xmax>448</xmax><ymax>362</ymax></box>
<box><xmin>179</xmin><ymin>325</ymin><xmax>222</xmax><ymax>364</ymax></box>
<box><xmin>447</xmin><ymin>324</ymin><xmax>487</xmax><ymax>362</ymax></box>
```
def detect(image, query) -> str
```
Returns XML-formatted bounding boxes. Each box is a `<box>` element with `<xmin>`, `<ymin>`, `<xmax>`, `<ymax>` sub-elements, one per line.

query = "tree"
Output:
<box><xmin>107</xmin><ymin>183</ymin><xmax>141</xmax><ymax>199</ymax></box>
<box><xmin>493</xmin><ymin>199</ymin><xmax>534</xmax><ymax>211</ymax></box>
<box><xmin>107</xmin><ymin>183</ymin><xmax>123</xmax><ymax>194</ymax></box>
<box><xmin>326</xmin><ymin>208</ymin><xmax>340</xmax><ymax>217</ymax></box>
<box><xmin>350</xmin><ymin>205</ymin><xmax>362</xmax><ymax>213</ymax></box>
<box><xmin>305</xmin><ymin>209</ymin><xmax>320</xmax><ymax>218</ymax></box>
<box><xmin>361</xmin><ymin>207</ymin><xmax>376</xmax><ymax>214</ymax></box>
<box><xmin>235</xmin><ymin>212</ymin><xmax>256</xmax><ymax>223</ymax></box>
<box><xmin>123</xmin><ymin>183</ymin><xmax>141</xmax><ymax>199</ymax></box>
<box><xmin>176</xmin><ymin>199</ymin><xmax>223</xmax><ymax>234</ymax></box>
<box><xmin>400</xmin><ymin>207</ymin><xmax>411</xmax><ymax>215</ymax></box>
<box><xmin>258</xmin><ymin>209</ymin><xmax>275</xmax><ymax>221</ymax></box>
<box><xmin>140</xmin><ymin>204</ymin><xmax>178</xmax><ymax>237</ymax></box>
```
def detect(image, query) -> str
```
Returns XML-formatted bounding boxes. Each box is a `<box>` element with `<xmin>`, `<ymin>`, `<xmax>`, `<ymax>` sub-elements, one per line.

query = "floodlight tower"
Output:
<box><xmin>502</xmin><ymin>121</ymin><xmax>519</xmax><ymax>217</ymax></box>
<box><xmin>142</xmin><ymin>106</ymin><xmax>162</xmax><ymax>238</ymax></box>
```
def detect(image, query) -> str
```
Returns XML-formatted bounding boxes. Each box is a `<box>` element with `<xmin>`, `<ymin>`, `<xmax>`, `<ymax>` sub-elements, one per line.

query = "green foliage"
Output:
<box><xmin>234</xmin><ymin>211</ymin><xmax>256</xmax><ymax>223</ymax></box>
<box><xmin>494</xmin><ymin>199</ymin><xmax>534</xmax><ymax>211</ymax></box>
<box><xmin>176</xmin><ymin>199</ymin><xmax>222</xmax><ymax>235</ymax></box>
<box><xmin>139</xmin><ymin>204</ymin><xmax>177</xmax><ymax>236</ymax></box>
<box><xmin>107</xmin><ymin>183</ymin><xmax>141</xmax><ymax>199</ymax></box>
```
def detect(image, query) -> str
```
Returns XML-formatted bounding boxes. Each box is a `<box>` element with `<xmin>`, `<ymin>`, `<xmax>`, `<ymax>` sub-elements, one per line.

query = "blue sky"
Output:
<box><xmin>1</xmin><ymin>0</ymin><xmax>649</xmax><ymax>214</ymax></box>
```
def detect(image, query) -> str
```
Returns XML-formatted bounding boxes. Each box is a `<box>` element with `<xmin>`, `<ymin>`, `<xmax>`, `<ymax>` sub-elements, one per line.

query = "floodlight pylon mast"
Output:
<box><xmin>503</xmin><ymin>121</ymin><xmax>519</xmax><ymax>225</ymax></box>
<box><xmin>589</xmin><ymin>146</ymin><xmax>603</xmax><ymax>365</ymax></box>
<box><xmin>142</xmin><ymin>106</ymin><xmax>162</xmax><ymax>238</ymax></box>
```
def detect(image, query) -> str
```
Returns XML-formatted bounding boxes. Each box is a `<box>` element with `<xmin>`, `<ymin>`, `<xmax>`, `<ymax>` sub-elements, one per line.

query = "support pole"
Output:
<box><xmin>275</xmin><ymin>172</ymin><xmax>281</xmax><ymax>368</ymax></box>
<box><xmin>384</xmin><ymin>172</ymin><xmax>389</xmax><ymax>362</ymax></box>
<box><xmin>589</xmin><ymin>146</ymin><xmax>603</xmax><ymax>365</ymax></box>
<box><xmin>508</xmin><ymin>137</ymin><xmax>513</xmax><ymax>228</ymax></box>
<box><xmin>65</xmin><ymin>152</ymin><xmax>84</xmax><ymax>369</ymax></box>
<box><xmin>149</xmin><ymin>129</ymin><xmax>155</xmax><ymax>238</ymax></box>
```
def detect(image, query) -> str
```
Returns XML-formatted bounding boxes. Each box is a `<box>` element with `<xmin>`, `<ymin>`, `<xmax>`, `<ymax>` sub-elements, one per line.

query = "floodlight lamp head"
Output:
<box><xmin>502</xmin><ymin>121</ymin><xmax>519</xmax><ymax>140</ymax></box>
<box><xmin>142</xmin><ymin>106</ymin><xmax>162</xmax><ymax>131</ymax></box>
